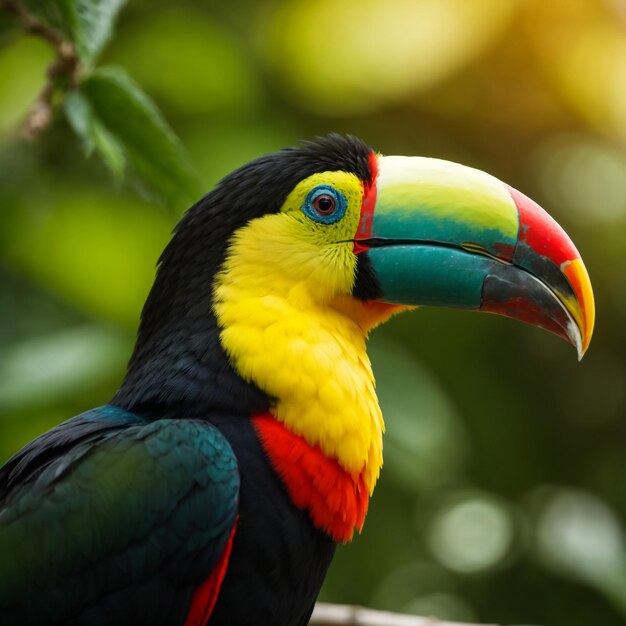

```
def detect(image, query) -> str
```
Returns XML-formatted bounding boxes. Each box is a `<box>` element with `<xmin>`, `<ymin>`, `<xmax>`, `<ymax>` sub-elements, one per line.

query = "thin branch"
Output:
<box><xmin>0</xmin><ymin>0</ymin><xmax>81</xmax><ymax>140</ymax></box>
<box><xmin>310</xmin><ymin>603</ymin><xmax>540</xmax><ymax>626</ymax></box>
<box><xmin>1</xmin><ymin>0</ymin><xmax>65</xmax><ymax>47</ymax></box>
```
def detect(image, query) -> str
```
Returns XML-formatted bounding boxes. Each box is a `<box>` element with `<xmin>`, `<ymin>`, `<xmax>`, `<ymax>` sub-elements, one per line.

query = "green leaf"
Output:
<box><xmin>21</xmin><ymin>0</ymin><xmax>127</xmax><ymax>61</ymax></box>
<box><xmin>64</xmin><ymin>90</ymin><xmax>125</xmax><ymax>177</ymax></box>
<box><xmin>66</xmin><ymin>67</ymin><xmax>201</xmax><ymax>207</ymax></box>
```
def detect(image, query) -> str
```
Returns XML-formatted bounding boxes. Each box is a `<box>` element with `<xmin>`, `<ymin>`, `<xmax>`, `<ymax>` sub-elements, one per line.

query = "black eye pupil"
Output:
<box><xmin>314</xmin><ymin>194</ymin><xmax>335</xmax><ymax>214</ymax></box>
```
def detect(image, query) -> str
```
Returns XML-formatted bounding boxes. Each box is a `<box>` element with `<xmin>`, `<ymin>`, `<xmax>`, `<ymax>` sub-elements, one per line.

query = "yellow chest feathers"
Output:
<box><xmin>213</xmin><ymin>213</ymin><xmax>389</xmax><ymax>494</ymax></box>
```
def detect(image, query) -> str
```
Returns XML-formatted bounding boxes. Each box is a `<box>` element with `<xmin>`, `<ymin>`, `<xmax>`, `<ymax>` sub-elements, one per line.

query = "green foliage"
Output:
<box><xmin>7</xmin><ymin>0</ymin><xmax>199</xmax><ymax>208</ymax></box>
<box><xmin>64</xmin><ymin>90</ymin><xmax>125</xmax><ymax>176</ymax></box>
<box><xmin>67</xmin><ymin>67</ymin><xmax>201</xmax><ymax>205</ymax></box>
<box><xmin>22</xmin><ymin>0</ymin><xmax>126</xmax><ymax>61</ymax></box>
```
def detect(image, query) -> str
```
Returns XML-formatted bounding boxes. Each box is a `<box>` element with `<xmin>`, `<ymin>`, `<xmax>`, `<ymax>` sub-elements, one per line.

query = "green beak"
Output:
<box><xmin>356</xmin><ymin>156</ymin><xmax>595</xmax><ymax>359</ymax></box>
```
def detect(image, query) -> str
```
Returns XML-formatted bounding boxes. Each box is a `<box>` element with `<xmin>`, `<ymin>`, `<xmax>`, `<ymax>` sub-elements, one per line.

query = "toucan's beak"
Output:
<box><xmin>357</xmin><ymin>156</ymin><xmax>595</xmax><ymax>359</ymax></box>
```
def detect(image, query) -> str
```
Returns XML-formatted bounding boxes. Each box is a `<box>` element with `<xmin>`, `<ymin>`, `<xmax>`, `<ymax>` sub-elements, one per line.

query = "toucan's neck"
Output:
<box><xmin>213</xmin><ymin>251</ymin><xmax>388</xmax><ymax>496</ymax></box>
<box><xmin>113</xmin><ymin>311</ymin><xmax>270</xmax><ymax>418</ymax></box>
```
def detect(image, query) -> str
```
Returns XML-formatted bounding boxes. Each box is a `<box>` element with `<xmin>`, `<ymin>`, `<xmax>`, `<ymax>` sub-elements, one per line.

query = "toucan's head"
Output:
<box><xmin>209</xmin><ymin>134</ymin><xmax>593</xmax><ymax>357</ymax></box>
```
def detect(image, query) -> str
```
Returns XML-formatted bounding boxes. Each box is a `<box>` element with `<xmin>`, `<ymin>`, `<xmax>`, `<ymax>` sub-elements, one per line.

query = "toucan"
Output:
<box><xmin>0</xmin><ymin>135</ymin><xmax>594</xmax><ymax>625</ymax></box>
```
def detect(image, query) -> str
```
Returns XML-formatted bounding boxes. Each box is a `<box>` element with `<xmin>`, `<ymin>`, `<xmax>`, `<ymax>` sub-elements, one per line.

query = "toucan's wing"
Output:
<box><xmin>0</xmin><ymin>406</ymin><xmax>239</xmax><ymax>626</ymax></box>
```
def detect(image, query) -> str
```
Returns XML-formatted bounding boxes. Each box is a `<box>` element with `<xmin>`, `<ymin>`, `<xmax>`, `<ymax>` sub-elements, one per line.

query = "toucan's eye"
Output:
<box><xmin>313</xmin><ymin>194</ymin><xmax>335</xmax><ymax>215</ymax></box>
<box><xmin>303</xmin><ymin>185</ymin><xmax>347</xmax><ymax>225</ymax></box>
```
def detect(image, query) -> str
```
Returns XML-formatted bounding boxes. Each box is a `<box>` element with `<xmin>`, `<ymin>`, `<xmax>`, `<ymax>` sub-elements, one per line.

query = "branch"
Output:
<box><xmin>310</xmin><ymin>603</ymin><xmax>539</xmax><ymax>626</ymax></box>
<box><xmin>1</xmin><ymin>0</ymin><xmax>64</xmax><ymax>46</ymax></box>
<box><xmin>0</xmin><ymin>0</ymin><xmax>80</xmax><ymax>139</ymax></box>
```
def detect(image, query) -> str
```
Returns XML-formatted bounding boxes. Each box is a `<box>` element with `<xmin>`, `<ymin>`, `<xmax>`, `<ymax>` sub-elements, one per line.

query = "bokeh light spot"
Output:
<box><xmin>368</xmin><ymin>335</ymin><xmax>468</xmax><ymax>492</ymax></box>
<box><xmin>533</xmin><ymin>488</ymin><xmax>625</xmax><ymax>580</ymax></box>
<box><xmin>427</xmin><ymin>491</ymin><xmax>515</xmax><ymax>573</ymax></box>
<box><xmin>265</xmin><ymin>0</ymin><xmax>518</xmax><ymax>115</ymax></box>
<box><xmin>534</xmin><ymin>134</ymin><xmax>626</xmax><ymax>225</ymax></box>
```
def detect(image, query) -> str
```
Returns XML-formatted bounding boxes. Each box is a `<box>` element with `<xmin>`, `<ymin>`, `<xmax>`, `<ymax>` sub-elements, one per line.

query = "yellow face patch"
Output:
<box><xmin>214</xmin><ymin>169</ymin><xmax>385</xmax><ymax>494</ymax></box>
<box><xmin>271</xmin><ymin>170</ymin><xmax>365</xmax><ymax>302</ymax></box>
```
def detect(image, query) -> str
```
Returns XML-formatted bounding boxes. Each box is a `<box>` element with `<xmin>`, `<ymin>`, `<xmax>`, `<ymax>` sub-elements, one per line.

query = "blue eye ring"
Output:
<box><xmin>303</xmin><ymin>185</ymin><xmax>348</xmax><ymax>225</ymax></box>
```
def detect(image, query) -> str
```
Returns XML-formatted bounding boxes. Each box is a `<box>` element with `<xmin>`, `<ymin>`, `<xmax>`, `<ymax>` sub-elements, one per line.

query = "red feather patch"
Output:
<box><xmin>183</xmin><ymin>521</ymin><xmax>237</xmax><ymax>626</ymax></box>
<box><xmin>252</xmin><ymin>413</ymin><xmax>369</xmax><ymax>543</ymax></box>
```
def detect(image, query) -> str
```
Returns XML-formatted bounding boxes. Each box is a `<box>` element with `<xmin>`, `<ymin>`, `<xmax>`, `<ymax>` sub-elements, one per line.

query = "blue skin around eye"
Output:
<box><xmin>303</xmin><ymin>185</ymin><xmax>348</xmax><ymax>224</ymax></box>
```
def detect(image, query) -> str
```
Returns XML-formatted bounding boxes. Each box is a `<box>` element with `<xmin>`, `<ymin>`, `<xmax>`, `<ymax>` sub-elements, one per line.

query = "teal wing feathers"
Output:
<box><xmin>0</xmin><ymin>406</ymin><xmax>239</xmax><ymax>625</ymax></box>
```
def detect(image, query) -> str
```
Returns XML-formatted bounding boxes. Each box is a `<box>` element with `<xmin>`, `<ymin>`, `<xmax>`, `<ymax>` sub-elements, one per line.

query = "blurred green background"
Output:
<box><xmin>1</xmin><ymin>0</ymin><xmax>626</xmax><ymax>624</ymax></box>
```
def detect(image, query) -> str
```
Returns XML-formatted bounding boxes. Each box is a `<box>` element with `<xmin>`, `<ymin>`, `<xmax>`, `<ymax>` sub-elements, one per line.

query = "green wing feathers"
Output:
<box><xmin>0</xmin><ymin>414</ymin><xmax>239</xmax><ymax>624</ymax></box>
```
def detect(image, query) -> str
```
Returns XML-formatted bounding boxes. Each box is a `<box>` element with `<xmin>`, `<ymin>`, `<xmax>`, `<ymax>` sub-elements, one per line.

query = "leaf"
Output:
<box><xmin>66</xmin><ymin>67</ymin><xmax>201</xmax><ymax>207</ymax></box>
<box><xmin>21</xmin><ymin>0</ymin><xmax>127</xmax><ymax>61</ymax></box>
<box><xmin>64</xmin><ymin>90</ymin><xmax>125</xmax><ymax>177</ymax></box>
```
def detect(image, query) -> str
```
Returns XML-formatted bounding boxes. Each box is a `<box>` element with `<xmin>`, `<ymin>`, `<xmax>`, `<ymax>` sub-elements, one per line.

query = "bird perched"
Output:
<box><xmin>0</xmin><ymin>135</ymin><xmax>594</xmax><ymax>625</ymax></box>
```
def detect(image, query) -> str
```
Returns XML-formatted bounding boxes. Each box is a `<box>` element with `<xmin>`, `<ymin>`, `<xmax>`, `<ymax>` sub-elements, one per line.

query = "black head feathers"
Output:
<box><xmin>173</xmin><ymin>134</ymin><xmax>373</xmax><ymax>247</ymax></box>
